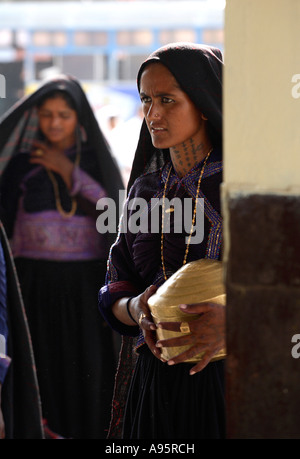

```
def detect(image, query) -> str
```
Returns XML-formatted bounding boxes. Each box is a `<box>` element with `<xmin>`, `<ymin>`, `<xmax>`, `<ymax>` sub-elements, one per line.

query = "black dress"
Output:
<box><xmin>99</xmin><ymin>153</ymin><xmax>225</xmax><ymax>439</ymax></box>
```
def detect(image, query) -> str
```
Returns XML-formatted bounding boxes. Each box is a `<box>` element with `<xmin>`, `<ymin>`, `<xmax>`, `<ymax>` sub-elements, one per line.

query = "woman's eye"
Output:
<box><xmin>162</xmin><ymin>97</ymin><xmax>173</xmax><ymax>104</ymax></box>
<box><xmin>141</xmin><ymin>96</ymin><xmax>151</xmax><ymax>104</ymax></box>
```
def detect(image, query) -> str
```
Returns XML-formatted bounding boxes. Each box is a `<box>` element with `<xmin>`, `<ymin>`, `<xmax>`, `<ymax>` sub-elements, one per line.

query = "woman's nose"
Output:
<box><xmin>146</xmin><ymin>103</ymin><xmax>160</xmax><ymax>120</ymax></box>
<box><xmin>50</xmin><ymin>116</ymin><xmax>61</xmax><ymax>127</ymax></box>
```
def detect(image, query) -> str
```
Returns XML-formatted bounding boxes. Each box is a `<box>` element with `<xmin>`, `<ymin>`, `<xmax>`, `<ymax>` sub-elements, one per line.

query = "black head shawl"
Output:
<box><xmin>128</xmin><ymin>42</ymin><xmax>223</xmax><ymax>190</ymax></box>
<box><xmin>0</xmin><ymin>74</ymin><xmax>124</xmax><ymax>244</ymax></box>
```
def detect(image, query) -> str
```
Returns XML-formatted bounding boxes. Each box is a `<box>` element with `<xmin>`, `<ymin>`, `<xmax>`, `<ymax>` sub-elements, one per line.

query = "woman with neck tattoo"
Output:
<box><xmin>99</xmin><ymin>43</ymin><xmax>225</xmax><ymax>439</ymax></box>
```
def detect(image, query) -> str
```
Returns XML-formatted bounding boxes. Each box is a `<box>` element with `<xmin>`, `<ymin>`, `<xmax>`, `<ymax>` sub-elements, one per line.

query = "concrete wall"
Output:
<box><xmin>223</xmin><ymin>0</ymin><xmax>300</xmax><ymax>438</ymax></box>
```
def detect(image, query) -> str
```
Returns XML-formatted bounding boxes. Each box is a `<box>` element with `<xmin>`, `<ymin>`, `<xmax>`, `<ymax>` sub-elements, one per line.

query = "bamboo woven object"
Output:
<box><xmin>148</xmin><ymin>259</ymin><xmax>226</xmax><ymax>362</ymax></box>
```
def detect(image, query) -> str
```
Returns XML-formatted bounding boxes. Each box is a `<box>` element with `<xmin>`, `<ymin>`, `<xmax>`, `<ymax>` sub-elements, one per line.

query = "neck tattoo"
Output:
<box><xmin>171</xmin><ymin>140</ymin><xmax>208</xmax><ymax>177</ymax></box>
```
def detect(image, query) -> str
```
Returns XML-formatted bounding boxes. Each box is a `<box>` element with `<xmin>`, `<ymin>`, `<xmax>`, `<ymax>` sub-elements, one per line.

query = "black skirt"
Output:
<box><xmin>123</xmin><ymin>345</ymin><xmax>225</xmax><ymax>439</ymax></box>
<box><xmin>15</xmin><ymin>257</ymin><xmax>116</xmax><ymax>439</ymax></box>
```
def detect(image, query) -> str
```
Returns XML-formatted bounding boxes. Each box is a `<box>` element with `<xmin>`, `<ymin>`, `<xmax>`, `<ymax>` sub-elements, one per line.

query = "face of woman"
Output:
<box><xmin>37</xmin><ymin>96</ymin><xmax>78</xmax><ymax>149</ymax></box>
<box><xmin>139</xmin><ymin>62</ymin><xmax>204</xmax><ymax>150</ymax></box>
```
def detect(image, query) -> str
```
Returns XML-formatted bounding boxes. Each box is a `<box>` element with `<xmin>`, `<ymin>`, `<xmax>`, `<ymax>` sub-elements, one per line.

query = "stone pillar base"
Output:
<box><xmin>225</xmin><ymin>193</ymin><xmax>300</xmax><ymax>439</ymax></box>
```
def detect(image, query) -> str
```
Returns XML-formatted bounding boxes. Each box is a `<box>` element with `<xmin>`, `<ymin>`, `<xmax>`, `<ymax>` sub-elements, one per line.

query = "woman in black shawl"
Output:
<box><xmin>0</xmin><ymin>75</ymin><xmax>124</xmax><ymax>438</ymax></box>
<box><xmin>99</xmin><ymin>43</ymin><xmax>225</xmax><ymax>439</ymax></box>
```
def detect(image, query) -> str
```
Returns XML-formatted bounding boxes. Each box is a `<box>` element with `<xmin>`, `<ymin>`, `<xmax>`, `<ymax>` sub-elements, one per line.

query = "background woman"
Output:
<box><xmin>0</xmin><ymin>75</ymin><xmax>124</xmax><ymax>438</ymax></box>
<box><xmin>99</xmin><ymin>43</ymin><xmax>225</xmax><ymax>439</ymax></box>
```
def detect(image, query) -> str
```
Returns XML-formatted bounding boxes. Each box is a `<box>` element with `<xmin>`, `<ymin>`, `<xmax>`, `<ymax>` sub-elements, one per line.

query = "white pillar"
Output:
<box><xmin>223</xmin><ymin>0</ymin><xmax>300</xmax><ymax>438</ymax></box>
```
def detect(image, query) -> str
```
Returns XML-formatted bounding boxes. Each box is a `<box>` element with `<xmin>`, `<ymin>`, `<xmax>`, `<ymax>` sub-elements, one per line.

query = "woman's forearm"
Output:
<box><xmin>112</xmin><ymin>297</ymin><xmax>138</xmax><ymax>326</ymax></box>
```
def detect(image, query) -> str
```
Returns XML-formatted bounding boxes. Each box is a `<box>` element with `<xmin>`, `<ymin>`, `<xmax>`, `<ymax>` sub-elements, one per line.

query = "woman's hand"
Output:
<box><xmin>29</xmin><ymin>140</ymin><xmax>75</xmax><ymax>190</ymax></box>
<box><xmin>129</xmin><ymin>285</ymin><xmax>164</xmax><ymax>361</ymax></box>
<box><xmin>156</xmin><ymin>302</ymin><xmax>226</xmax><ymax>375</ymax></box>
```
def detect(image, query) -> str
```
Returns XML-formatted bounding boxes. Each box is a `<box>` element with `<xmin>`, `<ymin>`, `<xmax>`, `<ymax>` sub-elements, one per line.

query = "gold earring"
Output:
<box><xmin>201</xmin><ymin>114</ymin><xmax>208</xmax><ymax>121</ymax></box>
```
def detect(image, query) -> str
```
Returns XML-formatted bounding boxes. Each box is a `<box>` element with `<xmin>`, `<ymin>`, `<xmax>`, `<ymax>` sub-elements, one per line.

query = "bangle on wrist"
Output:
<box><xmin>126</xmin><ymin>297</ymin><xmax>137</xmax><ymax>324</ymax></box>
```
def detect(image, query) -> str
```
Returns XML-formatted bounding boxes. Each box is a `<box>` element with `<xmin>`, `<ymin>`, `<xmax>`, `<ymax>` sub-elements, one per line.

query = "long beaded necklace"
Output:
<box><xmin>161</xmin><ymin>148</ymin><xmax>213</xmax><ymax>281</ymax></box>
<box><xmin>46</xmin><ymin>149</ymin><xmax>81</xmax><ymax>218</ymax></box>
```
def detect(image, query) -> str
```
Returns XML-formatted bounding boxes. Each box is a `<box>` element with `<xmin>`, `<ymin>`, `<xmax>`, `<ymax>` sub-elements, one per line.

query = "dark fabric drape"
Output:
<box><xmin>123</xmin><ymin>346</ymin><xmax>225</xmax><ymax>439</ymax></box>
<box><xmin>14</xmin><ymin>257</ymin><xmax>115</xmax><ymax>439</ymax></box>
<box><xmin>0</xmin><ymin>222</ymin><xmax>44</xmax><ymax>439</ymax></box>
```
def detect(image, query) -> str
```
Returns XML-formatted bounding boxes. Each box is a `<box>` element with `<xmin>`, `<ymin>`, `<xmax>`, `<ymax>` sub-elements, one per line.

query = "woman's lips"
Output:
<box><xmin>150</xmin><ymin>125</ymin><xmax>167</xmax><ymax>135</ymax></box>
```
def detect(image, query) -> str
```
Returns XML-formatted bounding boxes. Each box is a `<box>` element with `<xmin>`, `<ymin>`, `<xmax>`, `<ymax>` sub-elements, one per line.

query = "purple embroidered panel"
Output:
<box><xmin>11</xmin><ymin>207</ymin><xmax>106</xmax><ymax>261</ymax></box>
